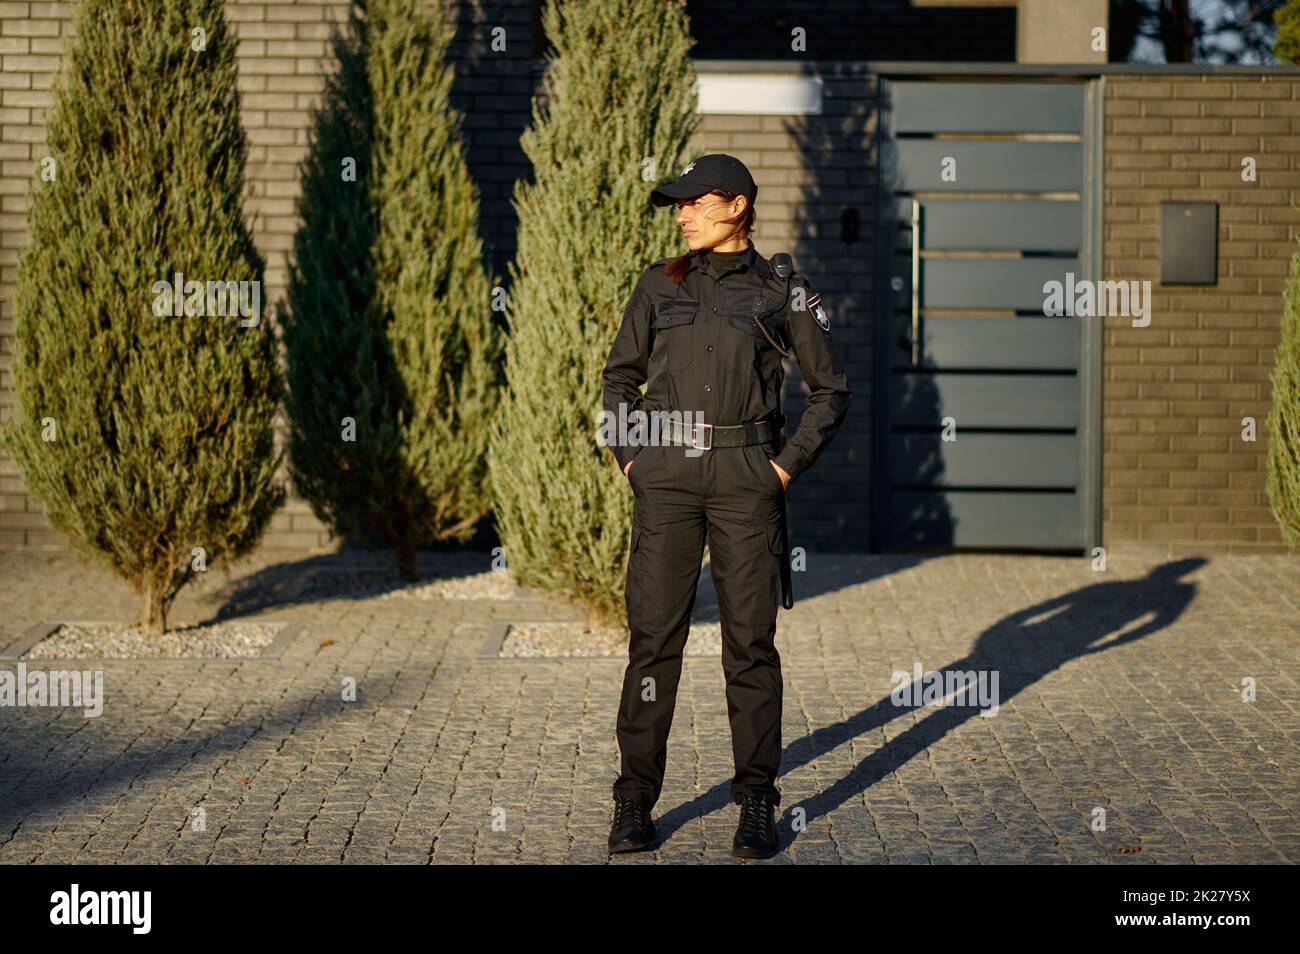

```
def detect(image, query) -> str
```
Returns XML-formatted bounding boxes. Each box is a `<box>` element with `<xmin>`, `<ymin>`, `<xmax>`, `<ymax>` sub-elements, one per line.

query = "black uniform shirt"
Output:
<box><xmin>601</xmin><ymin>243</ymin><xmax>852</xmax><ymax>485</ymax></box>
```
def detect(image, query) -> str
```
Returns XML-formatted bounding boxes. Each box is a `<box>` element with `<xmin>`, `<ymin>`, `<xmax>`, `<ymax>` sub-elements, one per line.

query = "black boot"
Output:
<box><xmin>608</xmin><ymin>794</ymin><xmax>656</xmax><ymax>853</ymax></box>
<box><xmin>732</xmin><ymin>794</ymin><xmax>778</xmax><ymax>859</ymax></box>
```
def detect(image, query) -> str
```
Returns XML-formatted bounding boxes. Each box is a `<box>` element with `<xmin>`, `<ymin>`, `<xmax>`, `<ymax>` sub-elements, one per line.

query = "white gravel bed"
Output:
<box><xmin>24</xmin><ymin>621</ymin><xmax>287</xmax><ymax>659</ymax></box>
<box><xmin>499</xmin><ymin>620</ymin><xmax>722</xmax><ymax>657</ymax></box>
<box><xmin>375</xmin><ymin>569</ymin><xmax>522</xmax><ymax>601</ymax></box>
<box><xmin>290</xmin><ymin>567</ymin><xmax>523</xmax><ymax>602</ymax></box>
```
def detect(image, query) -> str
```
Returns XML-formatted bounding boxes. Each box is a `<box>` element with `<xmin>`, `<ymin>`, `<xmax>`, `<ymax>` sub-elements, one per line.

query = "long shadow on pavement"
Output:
<box><xmin>653</xmin><ymin>557</ymin><xmax>1205</xmax><ymax>853</ymax></box>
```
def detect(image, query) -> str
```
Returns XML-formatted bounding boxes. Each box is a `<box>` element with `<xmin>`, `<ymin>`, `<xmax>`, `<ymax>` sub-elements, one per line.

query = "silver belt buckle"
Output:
<box><xmin>689</xmin><ymin>421</ymin><xmax>713</xmax><ymax>451</ymax></box>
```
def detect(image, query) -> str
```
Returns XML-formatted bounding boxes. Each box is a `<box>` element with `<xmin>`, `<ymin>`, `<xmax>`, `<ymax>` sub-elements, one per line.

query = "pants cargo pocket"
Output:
<box><xmin>766</xmin><ymin>521</ymin><xmax>784</xmax><ymax>554</ymax></box>
<box><xmin>767</xmin><ymin>520</ymin><xmax>792</xmax><ymax>610</ymax></box>
<box><xmin>625</xmin><ymin>521</ymin><xmax>643</xmax><ymax>609</ymax></box>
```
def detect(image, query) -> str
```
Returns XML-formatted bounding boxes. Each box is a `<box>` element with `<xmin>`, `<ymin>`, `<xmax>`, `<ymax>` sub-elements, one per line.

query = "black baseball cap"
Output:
<box><xmin>650</xmin><ymin>154</ymin><xmax>757</xmax><ymax>207</ymax></box>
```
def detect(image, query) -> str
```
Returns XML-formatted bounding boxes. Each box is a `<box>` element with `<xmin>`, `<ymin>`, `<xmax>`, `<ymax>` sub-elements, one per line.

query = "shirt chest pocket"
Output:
<box><xmin>650</xmin><ymin>299</ymin><xmax>698</xmax><ymax>372</ymax></box>
<box><xmin>721</xmin><ymin>291</ymin><xmax>785</xmax><ymax>376</ymax></box>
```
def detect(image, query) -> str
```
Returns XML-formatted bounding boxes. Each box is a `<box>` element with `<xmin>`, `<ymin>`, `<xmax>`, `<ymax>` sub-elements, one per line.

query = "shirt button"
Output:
<box><xmin>705</xmin><ymin>345</ymin><xmax>713</xmax><ymax>351</ymax></box>
<box><xmin>704</xmin><ymin>385</ymin><xmax>712</xmax><ymax>392</ymax></box>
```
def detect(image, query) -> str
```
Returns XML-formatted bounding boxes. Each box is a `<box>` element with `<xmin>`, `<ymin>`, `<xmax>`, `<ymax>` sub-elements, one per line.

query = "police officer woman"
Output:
<box><xmin>602</xmin><ymin>154</ymin><xmax>852</xmax><ymax>859</ymax></box>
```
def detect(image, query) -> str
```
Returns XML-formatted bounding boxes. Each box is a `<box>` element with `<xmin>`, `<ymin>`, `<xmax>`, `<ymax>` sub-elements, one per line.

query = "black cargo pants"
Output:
<box><xmin>613</xmin><ymin>435</ymin><xmax>787</xmax><ymax>811</ymax></box>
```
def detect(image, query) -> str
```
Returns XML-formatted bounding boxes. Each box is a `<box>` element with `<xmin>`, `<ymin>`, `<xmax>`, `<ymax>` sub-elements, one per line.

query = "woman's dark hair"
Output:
<box><xmin>665</xmin><ymin>189</ymin><xmax>756</xmax><ymax>284</ymax></box>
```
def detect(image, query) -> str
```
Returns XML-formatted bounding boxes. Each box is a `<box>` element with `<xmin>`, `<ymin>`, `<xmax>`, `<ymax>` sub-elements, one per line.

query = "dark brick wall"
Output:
<box><xmin>446</xmin><ymin>0</ymin><xmax>535</xmax><ymax>278</ymax></box>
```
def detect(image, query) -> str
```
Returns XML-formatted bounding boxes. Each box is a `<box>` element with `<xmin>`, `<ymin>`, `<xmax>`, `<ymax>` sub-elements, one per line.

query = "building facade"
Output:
<box><xmin>1</xmin><ymin>1</ymin><xmax>1296</xmax><ymax>554</ymax></box>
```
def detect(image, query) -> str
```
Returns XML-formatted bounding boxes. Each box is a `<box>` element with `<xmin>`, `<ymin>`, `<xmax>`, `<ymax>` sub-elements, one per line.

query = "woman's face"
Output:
<box><xmin>675</xmin><ymin>191</ymin><xmax>747</xmax><ymax>251</ymax></box>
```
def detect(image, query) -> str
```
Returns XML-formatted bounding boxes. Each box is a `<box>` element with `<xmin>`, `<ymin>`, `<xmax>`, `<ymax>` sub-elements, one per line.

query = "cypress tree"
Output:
<box><xmin>489</xmin><ymin>0</ymin><xmax>698</xmax><ymax>625</ymax></box>
<box><xmin>1266</xmin><ymin>241</ymin><xmax>1300</xmax><ymax>549</ymax></box>
<box><xmin>1274</xmin><ymin>0</ymin><xmax>1300</xmax><ymax>64</ymax></box>
<box><xmin>281</xmin><ymin>0</ymin><xmax>500</xmax><ymax>579</ymax></box>
<box><xmin>0</xmin><ymin>0</ymin><xmax>284</xmax><ymax>635</ymax></box>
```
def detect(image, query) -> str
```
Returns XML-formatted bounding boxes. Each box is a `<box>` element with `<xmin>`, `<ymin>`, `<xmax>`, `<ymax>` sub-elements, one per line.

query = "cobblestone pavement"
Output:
<box><xmin>0</xmin><ymin>545</ymin><xmax>1296</xmax><ymax>864</ymax></box>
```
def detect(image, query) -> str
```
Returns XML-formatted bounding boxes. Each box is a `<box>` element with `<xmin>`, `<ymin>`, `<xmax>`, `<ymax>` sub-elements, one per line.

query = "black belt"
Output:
<box><xmin>661</xmin><ymin>416</ymin><xmax>772</xmax><ymax>451</ymax></box>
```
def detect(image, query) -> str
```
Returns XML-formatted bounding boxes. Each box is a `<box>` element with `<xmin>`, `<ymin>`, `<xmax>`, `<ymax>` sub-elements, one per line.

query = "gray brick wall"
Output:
<box><xmin>1</xmin><ymin>3</ymin><xmax>1295</xmax><ymax>556</ymax></box>
<box><xmin>1103</xmin><ymin>74</ymin><xmax>1299</xmax><ymax>553</ymax></box>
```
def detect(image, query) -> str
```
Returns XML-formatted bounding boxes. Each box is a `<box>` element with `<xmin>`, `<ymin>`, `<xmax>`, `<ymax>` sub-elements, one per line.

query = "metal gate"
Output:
<box><xmin>872</xmin><ymin>77</ymin><xmax>1102</xmax><ymax>551</ymax></box>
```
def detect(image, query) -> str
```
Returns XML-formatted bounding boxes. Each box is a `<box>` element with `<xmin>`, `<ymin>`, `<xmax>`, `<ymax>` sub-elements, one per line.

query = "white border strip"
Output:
<box><xmin>696</xmin><ymin>74</ymin><xmax>824</xmax><ymax>115</ymax></box>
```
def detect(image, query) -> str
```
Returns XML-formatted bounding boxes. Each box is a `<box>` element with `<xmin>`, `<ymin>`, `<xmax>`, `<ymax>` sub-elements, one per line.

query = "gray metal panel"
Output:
<box><xmin>889</xmin><ymin>257</ymin><xmax>1080</xmax><ymax>311</ymax></box>
<box><xmin>1161</xmin><ymin>201</ymin><xmax>1219</xmax><ymax>284</ymax></box>
<box><xmin>890</xmin><ymin>82</ymin><xmax>1084</xmax><ymax>133</ymax></box>
<box><xmin>892</xmin><ymin>198</ymin><xmax>1082</xmax><ymax>252</ymax></box>
<box><xmin>892</xmin><ymin>140</ymin><xmax>1081</xmax><ymax>192</ymax></box>
<box><xmin>889</xmin><ymin>432</ymin><xmax>1078</xmax><ymax>487</ymax></box>
<box><xmin>887</xmin><ymin>491</ymin><xmax>1082</xmax><ymax>548</ymax></box>
<box><xmin>872</xmin><ymin>75</ymin><xmax>1100</xmax><ymax>554</ymax></box>
<box><xmin>890</xmin><ymin>372</ymin><xmax>1080</xmax><ymax>428</ymax></box>
<box><xmin>907</xmin><ymin>316</ymin><xmax>1080</xmax><ymax>370</ymax></box>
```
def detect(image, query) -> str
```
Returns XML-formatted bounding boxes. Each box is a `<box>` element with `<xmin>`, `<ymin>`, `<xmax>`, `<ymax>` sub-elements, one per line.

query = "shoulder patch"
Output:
<box><xmin>789</xmin><ymin>276</ymin><xmax>830</xmax><ymax>332</ymax></box>
<box><xmin>814</xmin><ymin>307</ymin><xmax>830</xmax><ymax>331</ymax></box>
